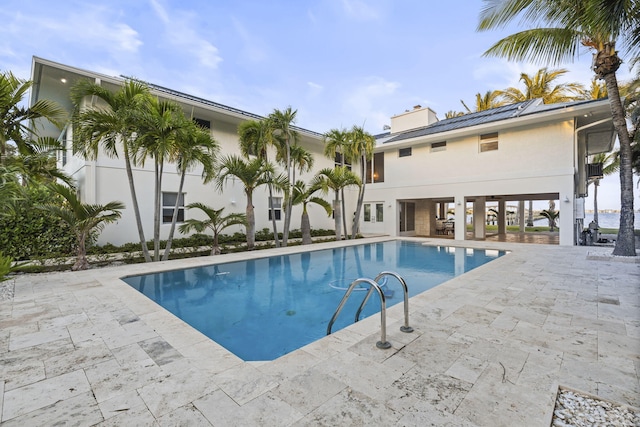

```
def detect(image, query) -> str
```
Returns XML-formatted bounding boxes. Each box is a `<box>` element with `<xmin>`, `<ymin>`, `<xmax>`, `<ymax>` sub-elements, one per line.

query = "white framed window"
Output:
<box><xmin>479</xmin><ymin>132</ymin><xmax>499</xmax><ymax>152</ymax></box>
<box><xmin>430</xmin><ymin>141</ymin><xmax>446</xmax><ymax>152</ymax></box>
<box><xmin>268</xmin><ymin>196</ymin><xmax>282</xmax><ymax>221</ymax></box>
<box><xmin>162</xmin><ymin>192</ymin><xmax>185</xmax><ymax>224</ymax></box>
<box><xmin>398</xmin><ymin>147</ymin><xmax>412</xmax><ymax>157</ymax></box>
<box><xmin>365</xmin><ymin>152</ymin><xmax>385</xmax><ymax>183</ymax></box>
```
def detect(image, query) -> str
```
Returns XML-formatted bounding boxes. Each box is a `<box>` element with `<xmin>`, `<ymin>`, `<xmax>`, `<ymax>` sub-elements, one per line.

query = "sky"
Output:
<box><xmin>1</xmin><ymin>0</ymin><xmax>635</xmax><ymax>210</ymax></box>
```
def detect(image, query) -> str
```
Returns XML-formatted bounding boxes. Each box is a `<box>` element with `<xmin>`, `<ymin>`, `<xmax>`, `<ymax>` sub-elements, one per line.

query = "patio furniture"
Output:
<box><xmin>445</xmin><ymin>221</ymin><xmax>454</xmax><ymax>235</ymax></box>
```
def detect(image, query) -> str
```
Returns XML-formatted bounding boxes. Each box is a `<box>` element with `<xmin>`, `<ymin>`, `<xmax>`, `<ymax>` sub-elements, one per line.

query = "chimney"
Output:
<box><xmin>390</xmin><ymin>105</ymin><xmax>438</xmax><ymax>134</ymax></box>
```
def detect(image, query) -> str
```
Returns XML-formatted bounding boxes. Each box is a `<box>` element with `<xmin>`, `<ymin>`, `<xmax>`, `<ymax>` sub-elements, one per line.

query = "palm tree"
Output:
<box><xmin>289</xmin><ymin>179</ymin><xmax>332</xmax><ymax>244</ymax></box>
<box><xmin>478</xmin><ymin>0</ymin><xmax>637</xmax><ymax>256</ymax></box>
<box><xmin>71</xmin><ymin>79</ymin><xmax>154</xmax><ymax>261</ymax></box>
<box><xmin>315</xmin><ymin>166</ymin><xmax>361</xmax><ymax>241</ymax></box>
<box><xmin>588</xmin><ymin>152</ymin><xmax>618</xmax><ymax>226</ymax></box>
<box><xmin>540</xmin><ymin>209</ymin><xmax>559</xmax><ymax>232</ymax></box>
<box><xmin>461</xmin><ymin>91</ymin><xmax>505</xmax><ymax>112</ymax></box>
<box><xmin>1</xmin><ymin>71</ymin><xmax>67</xmax><ymax>163</ymax></box>
<box><xmin>136</xmin><ymin>97</ymin><xmax>191</xmax><ymax>261</ymax></box>
<box><xmin>238</xmin><ymin>119</ymin><xmax>281</xmax><ymax>247</ymax></box>
<box><xmin>323</xmin><ymin>128</ymin><xmax>352</xmax><ymax>236</ymax></box>
<box><xmin>178</xmin><ymin>203</ymin><xmax>246</xmax><ymax>255</ymax></box>
<box><xmin>215</xmin><ymin>154</ymin><xmax>279</xmax><ymax>250</ymax></box>
<box><xmin>268</xmin><ymin>107</ymin><xmax>298</xmax><ymax>246</ymax></box>
<box><xmin>162</xmin><ymin>122</ymin><xmax>218</xmax><ymax>261</ymax></box>
<box><xmin>580</xmin><ymin>79</ymin><xmax>608</xmax><ymax>100</ymax></box>
<box><xmin>496</xmin><ymin>68</ymin><xmax>584</xmax><ymax>104</ymax></box>
<box><xmin>7</xmin><ymin>136</ymin><xmax>72</xmax><ymax>186</ymax></box>
<box><xmin>38</xmin><ymin>183</ymin><xmax>123</xmax><ymax>271</ymax></box>
<box><xmin>347</xmin><ymin>125</ymin><xmax>375</xmax><ymax>238</ymax></box>
<box><xmin>444</xmin><ymin>110</ymin><xmax>466</xmax><ymax>119</ymax></box>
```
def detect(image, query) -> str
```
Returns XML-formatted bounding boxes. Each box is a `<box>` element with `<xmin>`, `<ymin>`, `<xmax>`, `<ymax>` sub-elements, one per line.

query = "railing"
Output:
<box><xmin>326</xmin><ymin>272</ymin><xmax>413</xmax><ymax>349</ymax></box>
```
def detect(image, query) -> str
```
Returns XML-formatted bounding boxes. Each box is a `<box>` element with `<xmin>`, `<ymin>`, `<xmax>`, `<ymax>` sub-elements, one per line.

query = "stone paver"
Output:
<box><xmin>1</xmin><ymin>237</ymin><xmax>638</xmax><ymax>425</ymax></box>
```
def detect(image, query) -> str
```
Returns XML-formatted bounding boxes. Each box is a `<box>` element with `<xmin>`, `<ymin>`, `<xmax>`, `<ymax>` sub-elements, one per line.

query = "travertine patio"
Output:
<box><xmin>1</xmin><ymin>237</ymin><xmax>638</xmax><ymax>426</ymax></box>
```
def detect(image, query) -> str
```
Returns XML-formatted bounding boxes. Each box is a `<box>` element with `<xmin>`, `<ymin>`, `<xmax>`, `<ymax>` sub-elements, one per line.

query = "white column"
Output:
<box><xmin>473</xmin><ymin>197</ymin><xmax>486</xmax><ymax>240</ymax></box>
<box><xmin>498</xmin><ymin>200</ymin><xmax>506</xmax><ymax>235</ymax></box>
<box><xmin>454</xmin><ymin>197</ymin><xmax>465</xmax><ymax>241</ymax></box>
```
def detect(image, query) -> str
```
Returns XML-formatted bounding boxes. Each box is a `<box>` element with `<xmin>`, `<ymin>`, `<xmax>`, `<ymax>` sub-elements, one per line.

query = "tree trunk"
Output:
<box><xmin>282</xmin><ymin>141</ymin><xmax>292</xmax><ymax>246</ymax></box>
<box><xmin>301</xmin><ymin>207</ymin><xmax>312</xmax><ymax>245</ymax></box>
<box><xmin>341</xmin><ymin>188</ymin><xmax>348</xmax><ymax>239</ymax></box>
<box><xmin>153</xmin><ymin>158</ymin><xmax>164</xmax><ymax>261</ymax></box>
<box><xmin>527</xmin><ymin>200</ymin><xmax>534</xmax><ymax>226</ymax></box>
<box><xmin>267</xmin><ymin>179</ymin><xmax>280</xmax><ymax>248</ymax></box>
<box><xmin>212</xmin><ymin>233</ymin><xmax>220</xmax><ymax>255</ymax></box>
<box><xmin>351</xmin><ymin>157</ymin><xmax>366</xmax><ymax>238</ymax></box>
<box><xmin>72</xmin><ymin>233</ymin><xmax>89</xmax><ymax>271</ymax></box>
<box><xmin>162</xmin><ymin>170</ymin><xmax>186</xmax><ymax>261</ymax></box>
<box><xmin>123</xmin><ymin>143</ymin><xmax>152</xmax><ymax>262</ymax></box>
<box><xmin>334</xmin><ymin>198</ymin><xmax>342</xmax><ymax>241</ymax></box>
<box><xmin>246</xmin><ymin>192</ymin><xmax>255</xmax><ymax>250</ymax></box>
<box><xmin>601</xmin><ymin>72</ymin><xmax>636</xmax><ymax>256</ymax></box>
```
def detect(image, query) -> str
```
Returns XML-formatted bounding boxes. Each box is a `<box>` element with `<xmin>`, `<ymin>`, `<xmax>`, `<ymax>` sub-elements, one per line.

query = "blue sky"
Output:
<box><xmin>1</xmin><ymin>0</ymin><xmax>634</xmax><ymax>210</ymax></box>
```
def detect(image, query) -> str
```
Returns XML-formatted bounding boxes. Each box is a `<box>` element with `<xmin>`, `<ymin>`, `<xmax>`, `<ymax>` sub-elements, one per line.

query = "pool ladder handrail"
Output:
<box><xmin>326</xmin><ymin>271</ymin><xmax>414</xmax><ymax>349</ymax></box>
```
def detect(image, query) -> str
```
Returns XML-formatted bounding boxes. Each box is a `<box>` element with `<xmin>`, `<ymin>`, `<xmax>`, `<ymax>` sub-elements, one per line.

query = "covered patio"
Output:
<box><xmin>410</xmin><ymin>193</ymin><xmax>563</xmax><ymax>245</ymax></box>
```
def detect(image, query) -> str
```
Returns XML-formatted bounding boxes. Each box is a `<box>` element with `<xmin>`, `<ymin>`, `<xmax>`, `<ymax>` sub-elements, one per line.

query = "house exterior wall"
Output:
<box><xmin>362</xmin><ymin>120</ymin><xmax>578</xmax><ymax>245</ymax></box>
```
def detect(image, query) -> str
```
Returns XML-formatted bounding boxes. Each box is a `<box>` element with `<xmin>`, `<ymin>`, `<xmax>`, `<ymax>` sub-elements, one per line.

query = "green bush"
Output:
<box><xmin>0</xmin><ymin>185</ymin><xmax>76</xmax><ymax>260</ymax></box>
<box><xmin>0</xmin><ymin>252</ymin><xmax>13</xmax><ymax>282</ymax></box>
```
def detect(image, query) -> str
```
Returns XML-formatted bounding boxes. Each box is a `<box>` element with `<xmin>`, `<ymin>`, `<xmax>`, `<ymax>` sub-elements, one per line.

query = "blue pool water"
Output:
<box><xmin>123</xmin><ymin>241</ymin><xmax>505</xmax><ymax>361</ymax></box>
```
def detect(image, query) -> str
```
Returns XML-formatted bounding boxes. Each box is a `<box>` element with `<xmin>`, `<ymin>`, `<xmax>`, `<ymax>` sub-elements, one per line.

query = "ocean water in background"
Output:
<box><xmin>534</xmin><ymin>212</ymin><xmax>640</xmax><ymax>229</ymax></box>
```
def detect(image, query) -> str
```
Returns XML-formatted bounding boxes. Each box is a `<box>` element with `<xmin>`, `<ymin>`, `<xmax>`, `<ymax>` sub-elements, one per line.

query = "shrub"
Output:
<box><xmin>0</xmin><ymin>185</ymin><xmax>75</xmax><ymax>260</ymax></box>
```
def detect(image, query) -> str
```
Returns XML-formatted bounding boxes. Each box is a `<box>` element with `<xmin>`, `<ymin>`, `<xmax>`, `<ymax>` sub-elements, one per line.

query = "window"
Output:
<box><xmin>430</xmin><ymin>141</ymin><xmax>446</xmax><ymax>152</ymax></box>
<box><xmin>334</xmin><ymin>153</ymin><xmax>351</xmax><ymax>170</ymax></box>
<box><xmin>376</xmin><ymin>203</ymin><xmax>384</xmax><ymax>222</ymax></box>
<box><xmin>398</xmin><ymin>147</ymin><xmax>412</xmax><ymax>157</ymax></box>
<box><xmin>366</xmin><ymin>152</ymin><xmax>385</xmax><ymax>183</ymax></box>
<box><xmin>194</xmin><ymin>118</ymin><xmax>211</xmax><ymax>129</ymax></box>
<box><xmin>480</xmin><ymin>132</ymin><xmax>499</xmax><ymax>152</ymax></box>
<box><xmin>162</xmin><ymin>192</ymin><xmax>185</xmax><ymax>223</ymax></box>
<box><xmin>59</xmin><ymin>129</ymin><xmax>68</xmax><ymax>166</ymax></box>
<box><xmin>268</xmin><ymin>196</ymin><xmax>282</xmax><ymax>221</ymax></box>
<box><xmin>364</xmin><ymin>204</ymin><xmax>371</xmax><ymax>222</ymax></box>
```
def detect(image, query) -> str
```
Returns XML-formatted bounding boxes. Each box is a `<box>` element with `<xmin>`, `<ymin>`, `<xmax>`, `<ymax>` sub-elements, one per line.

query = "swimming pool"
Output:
<box><xmin>123</xmin><ymin>241</ymin><xmax>505</xmax><ymax>361</ymax></box>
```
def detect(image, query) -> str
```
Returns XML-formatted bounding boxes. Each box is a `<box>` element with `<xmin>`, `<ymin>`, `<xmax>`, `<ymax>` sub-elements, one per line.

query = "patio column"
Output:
<box><xmin>518</xmin><ymin>200</ymin><xmax>525</xmax><ymax>232</ymax></box>
<box><xmin>454</xmin><ymin>197</ymin><xmax>465</xmax><ymax>240</ymax></box>
<box><xmin>473</xmin><ymin>197</ymin><xmax>486</xmax><ymax>240</ymax></box>
<box><xmin>498</xmin><ymin>200</ymin><xmax>506</xmax><ymax>235</ymax></box>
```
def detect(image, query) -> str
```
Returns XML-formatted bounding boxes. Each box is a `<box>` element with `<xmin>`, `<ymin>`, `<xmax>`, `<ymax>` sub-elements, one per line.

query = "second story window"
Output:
<box><xmin>431</xmin><ymin>141</ymin><xmax>446</xmax><ymax>152</ymax></box>
<box><xmin>334</xmin><ymin>153</ymin><xmax>351</xmax><ymax>170</ymax></box>
<box><xmin>398</xmin><ymin>147</ymin><xmax>412</xmax><ymax>157</ymax></box>
<box><xmin>268</xmin><ymin>196</ymin><xmax>282</xmax><ymax>220</ymax></box>
<box><xmin>480</xmin><ymin>132</ymin><xmax>499</xmax><ymax>152</ymax></box>
<box><xmin>366</xmin><ymin>152</ymin><xmax>384</xmax><ymax>183</ymax></box>
<box><xmin>162</xmin><ymin>192</ymin><xmax>185</xmax><ymax>224</ymax></box>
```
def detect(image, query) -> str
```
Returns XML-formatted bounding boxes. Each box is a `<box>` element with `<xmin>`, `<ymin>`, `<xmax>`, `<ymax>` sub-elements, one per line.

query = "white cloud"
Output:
<box><xmin>148</xmin><ymin>0</ymin><xmax>222</xmax><ymax>69</ymax></box>
<box><xmin>342</xmin><ymin>77</ymin><xmax>400</xmax><ymax>130</ymax></box>
<box><xmin>307</xmin><ymin>81</ymin><xmax>324</xmax><ymax>97</ymax></box>
<box><xmin>340</xmin><ymin>0</ymin><xmax>381</xmax><ymax>21</ymax></box>
<box><xmin>231</xmin><ymin>17</ymin><xmax>268</xmax><ymax>63</ymax></box>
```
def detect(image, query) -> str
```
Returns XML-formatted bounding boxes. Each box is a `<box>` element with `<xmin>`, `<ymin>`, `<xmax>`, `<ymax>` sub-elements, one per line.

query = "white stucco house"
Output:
<box><xmin>30</xmin><ymin>57</ymin><xmax>338</xmax><ymax>246</ymax></box>
<box><xmin>30</xmin><ymin>57</ymin><xmax>615</xmax><ymax>247</ymax></box>
<box><xmin>358</xmin><ymin>101</ymin><xmax>615</xmax><ymax>246</ymax></box>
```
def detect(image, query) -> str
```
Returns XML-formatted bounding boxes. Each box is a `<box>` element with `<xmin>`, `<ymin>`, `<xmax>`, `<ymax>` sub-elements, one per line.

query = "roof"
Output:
<box><xmin>31</xmin><ymin>57</ymin><xmax>323</xmax><ymax>139</ymax></box>
<box><xmin>124</xmin><ymin>77</ymin><xmax>324</xmax><ymax>138</ymax></box>
<box><xmin>379</xmin><ymin>98</ymin><xmax>610</xmax><ymax>144</ymax></box>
